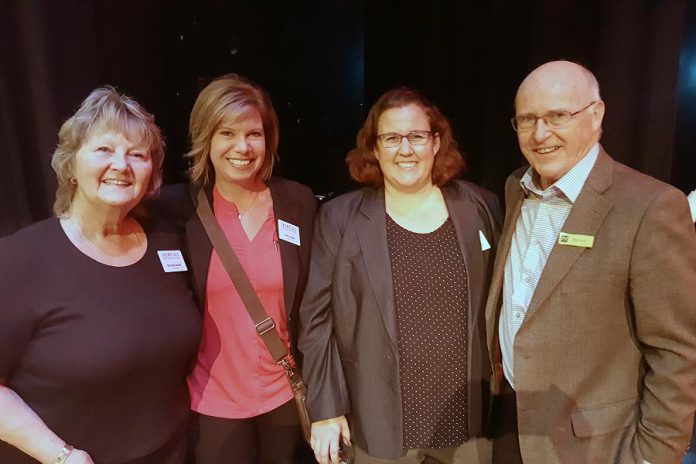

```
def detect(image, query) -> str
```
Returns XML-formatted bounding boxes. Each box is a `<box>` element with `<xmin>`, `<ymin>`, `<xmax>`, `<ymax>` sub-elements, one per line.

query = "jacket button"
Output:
<box><xmin>385</xmin><ymin>354</ymin><xmax>393</xmax><ymax>359</ymax></box>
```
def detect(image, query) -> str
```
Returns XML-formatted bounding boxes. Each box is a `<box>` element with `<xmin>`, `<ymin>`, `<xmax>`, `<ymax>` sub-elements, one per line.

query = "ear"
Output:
<box><xmin>591</xmin><ymin>100</ymin><xmax>606</xmax><ymax>131</ymax></box>
<box><xmin>433</xmin><ymin>132</ymin><xmax>441</xmax><ymax>155</ymax></box>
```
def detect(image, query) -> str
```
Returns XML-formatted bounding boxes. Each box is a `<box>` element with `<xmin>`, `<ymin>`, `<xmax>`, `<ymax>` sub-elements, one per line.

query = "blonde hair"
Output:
<box><xmin>187</xmin><ymin>74</ymin><xmax>279</xmax><ymax>185</ymax></box>
<box><xmin>51</xmin><ymin>86</ymin><xmax>165</xmax><ymax>216</ymax></box>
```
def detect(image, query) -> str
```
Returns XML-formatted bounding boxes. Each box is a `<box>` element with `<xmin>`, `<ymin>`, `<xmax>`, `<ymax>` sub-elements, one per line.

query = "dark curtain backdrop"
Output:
<box><xmin>1</xmin><ymin>0</ymin><xmax>694</xmax><ymax>237</ymax></box>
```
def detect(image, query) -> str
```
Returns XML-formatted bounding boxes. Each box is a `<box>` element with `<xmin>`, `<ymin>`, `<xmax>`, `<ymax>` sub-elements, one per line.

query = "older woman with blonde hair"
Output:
<box><xmin>299</xmin><ymin>87</ymin><xmax>502</xmax><ymax>464</ymax></box>
<box><xmin>0</xmin><ymin>87</ymin><xmax>201</xmax><ymax>463</ymax></box>
<box><xmin>154</xmin><ymin>73</ymin><xmax>316</xmax><ymax>464</ymax></box>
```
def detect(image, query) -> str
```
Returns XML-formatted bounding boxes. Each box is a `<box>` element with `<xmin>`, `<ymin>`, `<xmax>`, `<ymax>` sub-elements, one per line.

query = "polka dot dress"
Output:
<box><xmin>386</xmin><ymin>215</ymin><xmax>469</xmax><ymax>450</ymax></box>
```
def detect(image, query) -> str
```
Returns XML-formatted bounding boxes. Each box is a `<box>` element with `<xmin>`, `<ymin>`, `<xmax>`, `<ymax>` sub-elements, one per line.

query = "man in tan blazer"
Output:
<box><xmin>486</xmin><ymin>60</ymin><xmax>696</xmax><ymax>464</ymax></box>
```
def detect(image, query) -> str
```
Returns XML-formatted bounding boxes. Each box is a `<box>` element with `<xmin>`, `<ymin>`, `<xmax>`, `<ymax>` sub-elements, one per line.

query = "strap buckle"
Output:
<box><xmin>255</xmin><ymin>317</ymin><xmax>276</xmax><ymax>335</ymax></box>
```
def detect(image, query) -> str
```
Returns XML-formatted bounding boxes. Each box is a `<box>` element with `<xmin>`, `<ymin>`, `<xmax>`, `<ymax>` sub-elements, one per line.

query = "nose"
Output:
<box><xmin>111</xmin><ymin>149</ymin><xmax>129</xmax><ymax>170</ymax></box>
<box><xmin>397</xmin><ymin>136</ymin><xmax>413</xmax><ymax>156</ymax></box>
<box><xmin>234</xmin><ymin>135</ymin><xmax>249</xmax><ymax>153</ymax></box>
<box><xmin>532</xmin><ymin>118</ymin><xmax>551</xmax><ymax>143</ymax></box>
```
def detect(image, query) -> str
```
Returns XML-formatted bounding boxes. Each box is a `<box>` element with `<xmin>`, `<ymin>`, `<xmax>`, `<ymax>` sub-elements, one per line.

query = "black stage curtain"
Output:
<box><xmin>1</xmin><ymin>0</ymin><xmax>693</xmax><ymax>236</ymax></box>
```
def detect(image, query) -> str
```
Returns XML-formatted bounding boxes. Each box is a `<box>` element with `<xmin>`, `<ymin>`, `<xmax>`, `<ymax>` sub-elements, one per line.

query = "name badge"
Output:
<box><xmin>479</xmin><ymin>230</ymin><xmax>491</xmax><ymax>251</ymax></box>
<box><xmin>558</xmin><ymin>232</ymin><xmax>594</xmax><ymax>248</ymax></box>
<box><xmin>278</xmin><ymin>220</ymin><xmax>300</xmax><ymax>246</ymax></box>
<box><xmin>157</xmin><ymin>250</ymin><xmax>189</xmax><ymax>272</ymax></box>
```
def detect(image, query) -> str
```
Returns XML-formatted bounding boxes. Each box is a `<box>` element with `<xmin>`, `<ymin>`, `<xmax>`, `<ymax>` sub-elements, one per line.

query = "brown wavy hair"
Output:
<box><xmin>187</xmin><ymin>73</ymin><xmax>279</xmax><ymax>185</ymax></box>
<box><xmin>346</xmin><ymin>87</ymin><xmax>465</xmax><ymax>187</ymax></box>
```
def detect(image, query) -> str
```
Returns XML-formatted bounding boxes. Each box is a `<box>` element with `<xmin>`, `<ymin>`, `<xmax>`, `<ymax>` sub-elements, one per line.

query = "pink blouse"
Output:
<box><xmin>188</xmin><ymin>187</ymin><xmax>293</xmax><ymax>418</ymax></box>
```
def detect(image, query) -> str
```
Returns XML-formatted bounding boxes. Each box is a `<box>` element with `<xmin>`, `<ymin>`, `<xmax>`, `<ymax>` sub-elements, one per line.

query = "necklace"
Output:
<box><xmin>69</xmin><ymin>217</ymin><xmax>140</xmax><ymax>259</ymax></box>
<box><xmin>237</xmin><ymin>191</ymin><xmax>262</xmax><ymax>220</ymax></box>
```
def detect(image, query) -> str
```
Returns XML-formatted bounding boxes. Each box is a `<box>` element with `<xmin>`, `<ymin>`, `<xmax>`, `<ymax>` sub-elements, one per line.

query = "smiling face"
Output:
<box><xmin>515</xmin><ymin>61</ymin><xmax>605</xmax><ymax>189</ymax></box>
<box><xmin>209</xmin><ymin>108</ymin><xmax>266</xmax><ymax>190</ymax></box>
<box><xmin>374</xmin><ymin>104</ymin><xmax>440</xmax><ymax>194</ymax></box>
<box><xmin>72</xmin><ymin>130</ymin><xmax>152</xmax><ymax>214</ymax></box>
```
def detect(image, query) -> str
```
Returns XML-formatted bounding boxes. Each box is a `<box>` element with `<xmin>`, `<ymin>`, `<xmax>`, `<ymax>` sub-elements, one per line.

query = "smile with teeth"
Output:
<box><xmin>535</xmin><ymin>146</ymin><xmax>560</xmax><ymax>154</ymax></box>
<box><xmin>226</xmin><ymin>158</ymin><xmax>253</xmax><ymax>166</ymax></box>
<box><xmin>396</xmin><ymin>161</ymin><xmax>417</xmax><ymax>168</ymax></box>
<box><xmin>102</xmin><ymin>179</ymin><xmax>131</xmax><ymax>186</ymax></box>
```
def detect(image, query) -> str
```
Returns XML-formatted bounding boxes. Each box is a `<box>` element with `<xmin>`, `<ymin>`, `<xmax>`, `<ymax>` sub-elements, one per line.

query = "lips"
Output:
<box><xmin>396</xmin><ymin>161</ymin><xmax>416</xmax><ymax>168</ymax></box>
<box><xmin>102</xmin><ymin>179</ymin><xmax>131</xmax><ymax>186</ymax></box>
<box><xmin>535</xmin><ymin>146</ymin><xmax>561</xmax><ymax>155</ymax></box>
<box><xmin>226</xmin><ymin>158</ymin><xmax>253</xmax><ymax>167</ymax></box>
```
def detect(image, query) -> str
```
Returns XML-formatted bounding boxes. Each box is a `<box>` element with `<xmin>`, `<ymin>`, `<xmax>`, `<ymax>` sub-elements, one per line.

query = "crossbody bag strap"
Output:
<box><xmin>195</xmin><ymin>188</ymin><xmax>289</xmax><ymax>362</ymax></box>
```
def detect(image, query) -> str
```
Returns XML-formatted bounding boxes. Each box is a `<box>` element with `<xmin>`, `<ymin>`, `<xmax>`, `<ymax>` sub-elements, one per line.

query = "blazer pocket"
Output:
<box><xmin>571</xmin><ymin>397</ymin><xmax>638</xmax><ymax>437</ymax></box>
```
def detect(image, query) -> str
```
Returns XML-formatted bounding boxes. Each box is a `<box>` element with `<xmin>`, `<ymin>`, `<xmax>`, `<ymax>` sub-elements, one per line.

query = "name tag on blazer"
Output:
<box><xmin>278</xmin><ymin>219</ymin><xmax>300</xmax><ymax>246</ymax></box>
<box><xmin>558</xmin><ymin>232</ymin><xmax>594</xmax><ymax>248</ymax></box>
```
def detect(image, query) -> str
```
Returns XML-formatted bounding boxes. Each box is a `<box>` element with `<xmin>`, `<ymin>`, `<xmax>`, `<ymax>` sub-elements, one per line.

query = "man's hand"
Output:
<box><xmin>310</xmin><ymin>415</ymin><xmax>351</xmax><ymax>464</ymax></box>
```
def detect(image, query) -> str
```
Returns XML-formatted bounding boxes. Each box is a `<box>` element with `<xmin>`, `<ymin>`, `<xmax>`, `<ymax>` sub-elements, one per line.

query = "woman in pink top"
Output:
<box><xmin>155</xmin><ymin>74</ymin><xmax>316</xmax><ymax>464</ymax></box>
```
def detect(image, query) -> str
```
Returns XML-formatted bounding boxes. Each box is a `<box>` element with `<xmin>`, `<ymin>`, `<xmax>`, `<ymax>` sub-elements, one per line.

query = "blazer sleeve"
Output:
<box><xmin>630</xmin><ymin>187</ymin><xmax>696</xmax><ymax>462</ymax></box>
<box><xmin>298</xmin><ymin>203</ymin><xmax>352</xmax><ymax>422</ymax></box>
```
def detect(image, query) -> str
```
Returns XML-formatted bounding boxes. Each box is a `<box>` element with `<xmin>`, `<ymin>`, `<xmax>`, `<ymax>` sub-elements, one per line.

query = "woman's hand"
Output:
<box><xmin>310</xmin><ymin>415</ymin><xmax>351</xmax><ymax>464</ymax></box>
<box><xmin>64</xmin><ymin>449</ymin><xmax>95</xmax><ymax>464</ymax></box>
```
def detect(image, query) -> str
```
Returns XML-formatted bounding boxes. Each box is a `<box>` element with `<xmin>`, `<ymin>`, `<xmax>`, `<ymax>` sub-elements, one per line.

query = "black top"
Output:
<box><xmin>0</xmin><ymin>217</ymin><xmax>201</xmax><ymax>464</ymax></box>
<box><xmin>386</xmin><ymin>216</ymin><xmax>469</xmax><ymax>449</ymax></box>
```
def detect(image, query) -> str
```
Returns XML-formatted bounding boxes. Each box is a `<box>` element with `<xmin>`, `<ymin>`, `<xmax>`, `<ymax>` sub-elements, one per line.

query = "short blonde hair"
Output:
<box><xmin>187</xmin><ymin>74</ymin><xmax>279</xmax><ymax>185</ymax></box>
<box><xmin>51</xmin><ymin>86</ymin><xmax>165</xmax><ymax>216</ymax></box>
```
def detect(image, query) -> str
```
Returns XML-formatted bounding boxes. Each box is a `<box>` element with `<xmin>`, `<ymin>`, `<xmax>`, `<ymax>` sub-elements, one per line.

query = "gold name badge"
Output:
<box><xmin>558</xmin><ymin>232</ymin><xmax>594</xmax><ymax>248</ymax></box>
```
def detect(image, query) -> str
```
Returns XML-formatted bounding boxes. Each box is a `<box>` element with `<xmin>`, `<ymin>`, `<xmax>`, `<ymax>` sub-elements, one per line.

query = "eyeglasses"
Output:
<box><xmin>510</xmin><ymin>101</ymin><xmax>598</xmax><ymax>132</ymax></box>
<box><xmin>376</xmin><ymin>130</ymin><xmax>434</xmax><ymax>148</ymax></box>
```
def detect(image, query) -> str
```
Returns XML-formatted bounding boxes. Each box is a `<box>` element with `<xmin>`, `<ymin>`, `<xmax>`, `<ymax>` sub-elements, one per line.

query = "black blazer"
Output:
<box><xmin>298</xmin><ymin>180</ymin><xmax>502</xmax><ymax>459</ymax></box>
<box><xmin>153</xmin><ymin>177</ymin><xmax>317</xmax><ymax>361</ymax></box>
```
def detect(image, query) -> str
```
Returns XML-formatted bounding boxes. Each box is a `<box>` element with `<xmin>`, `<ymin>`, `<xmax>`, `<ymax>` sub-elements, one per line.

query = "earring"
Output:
<box><xmin>70</xmin><ymin>178</ymin><xmax>77</xmax><ymax>185</ymax></box>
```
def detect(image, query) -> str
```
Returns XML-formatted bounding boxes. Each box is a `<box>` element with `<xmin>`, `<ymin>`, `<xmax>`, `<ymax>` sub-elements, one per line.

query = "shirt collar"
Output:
<box><xmin>520</xmin><ymin>144</ymin><xmax>600</xmax><ymax>203</ymax></box>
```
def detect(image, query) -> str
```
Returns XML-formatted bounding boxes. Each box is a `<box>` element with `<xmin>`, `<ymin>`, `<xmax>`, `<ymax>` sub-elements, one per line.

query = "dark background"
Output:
<box><xmin>2</xmin><ymin>0</ymin><xmax>695</xmax><ymax>237</ymax></box>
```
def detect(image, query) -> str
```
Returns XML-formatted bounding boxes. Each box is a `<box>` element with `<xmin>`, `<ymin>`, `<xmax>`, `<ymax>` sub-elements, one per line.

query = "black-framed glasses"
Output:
<box><xmin>511</xmin><ymin>101</ymin><xmax>598</xmax><ymax>132</ymax></box>
<box><xmin>376</xmin><ymin>130</ymin><xmax>434</xmax><ymax>148</ymax></box>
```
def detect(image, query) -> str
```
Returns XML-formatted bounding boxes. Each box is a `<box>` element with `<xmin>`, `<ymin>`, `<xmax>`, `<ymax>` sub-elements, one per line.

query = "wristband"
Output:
<box><xmin>54</xmin><ymin>444</ymin><xmax>74</xmax><ymax>464</ymax></box>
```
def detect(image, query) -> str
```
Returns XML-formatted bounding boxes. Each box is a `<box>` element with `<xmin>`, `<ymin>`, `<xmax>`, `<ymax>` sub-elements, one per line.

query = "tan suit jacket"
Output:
<box><xmin>485</xmin><ymin>149</ymin><xmax>696</xmax><ymax>463</ymax></box>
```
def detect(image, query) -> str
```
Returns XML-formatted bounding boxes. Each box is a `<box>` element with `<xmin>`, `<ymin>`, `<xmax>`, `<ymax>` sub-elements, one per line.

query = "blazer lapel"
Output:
<box><xmin>485</xmin><ymin>177</ymin><xmax>524</xmax><ymax>357</ymax></box>
<box><xmin>525</xmin><ymin>150</ymin><xmax>614</xmax><ymax>319</ymax></box>
<box><xmin>268</xmin><ymin>178</ymin><xmax>300</xmax><ymax>316</ymax></box>
<box><xmin>443</xmin><ymin>184</ymin><xmax>484</xmax><ymax>334</ymax></box>
<box><xmin>356</xmin><ymin>188</ymin><xmax>399</xmax><ymax>347</ymax></box>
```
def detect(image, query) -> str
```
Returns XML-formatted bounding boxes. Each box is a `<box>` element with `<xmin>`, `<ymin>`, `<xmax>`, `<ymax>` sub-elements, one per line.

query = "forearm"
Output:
<box><xmin>0</xmin><ymin>385</ymin><xmax>66</xmax><ymax>464</ymax></box>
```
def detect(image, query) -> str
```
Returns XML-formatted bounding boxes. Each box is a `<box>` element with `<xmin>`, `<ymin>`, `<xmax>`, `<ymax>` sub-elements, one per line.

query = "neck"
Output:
<box><xmin>384</xmin><ymin>181</ymin><xmax>439</xmax><ymax>210</ymax></box>
<box><xmin>215</xmin><ymin>178</ymin><xmax>266</xmax><ymax>204</ymax></box>
<box><xmin>68</xmin><ymin>199</ymin><xmax>130</xmax><ymax>238</ymax></box>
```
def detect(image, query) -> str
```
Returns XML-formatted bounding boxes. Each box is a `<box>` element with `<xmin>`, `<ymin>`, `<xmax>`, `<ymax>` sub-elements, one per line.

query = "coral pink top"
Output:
<box><xmin>188</xmin><ymin>187</ymin><xmax>293</xmax><ymax>418</ymax></box>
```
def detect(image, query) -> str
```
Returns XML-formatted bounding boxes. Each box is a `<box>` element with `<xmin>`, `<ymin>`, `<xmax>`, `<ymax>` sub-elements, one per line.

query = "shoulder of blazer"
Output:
<box><xmin>445</xmin><ymin>179</ymin><xmax>500</xmax><ymax>210</ymax></box>
<box><xmin>597</xmin><ymin>150</ymin><xmax>680</xmax><ymax>205</ymax></box>
<box><xmin>147</xmin><ymin>183</ymin><xmax>196</xmax><ymax>230</ymax></box>
<box><xmin>267</xmin><ymin>176</ymin><xmax>318</xmax><ymax>226</ymax></box>
<box><xmin>268</xmin><ymin>176</ymin><xmax>315</xmax><ymax>200</ymax></box>
<box><xmin>319</xmin><ymin>187</ymin><xmax>377</xmax><ymax>227</ymax></box>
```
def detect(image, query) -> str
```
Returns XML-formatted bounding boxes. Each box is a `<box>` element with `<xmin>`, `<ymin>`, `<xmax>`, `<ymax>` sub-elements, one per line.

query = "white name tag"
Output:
<box><xmin>479</xmin><ymin>230</ymin><xmax>491</xmax><ymax>251</ymax></box>
<box><xmin>157</xmin><ymin>250</ymin><xmax>188</xmax><ymax>273</ymax></box>
<box><xmin>278</xmin><ymin>220</ymin><xmax>300</xmax><ymax>246</ymax></box>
